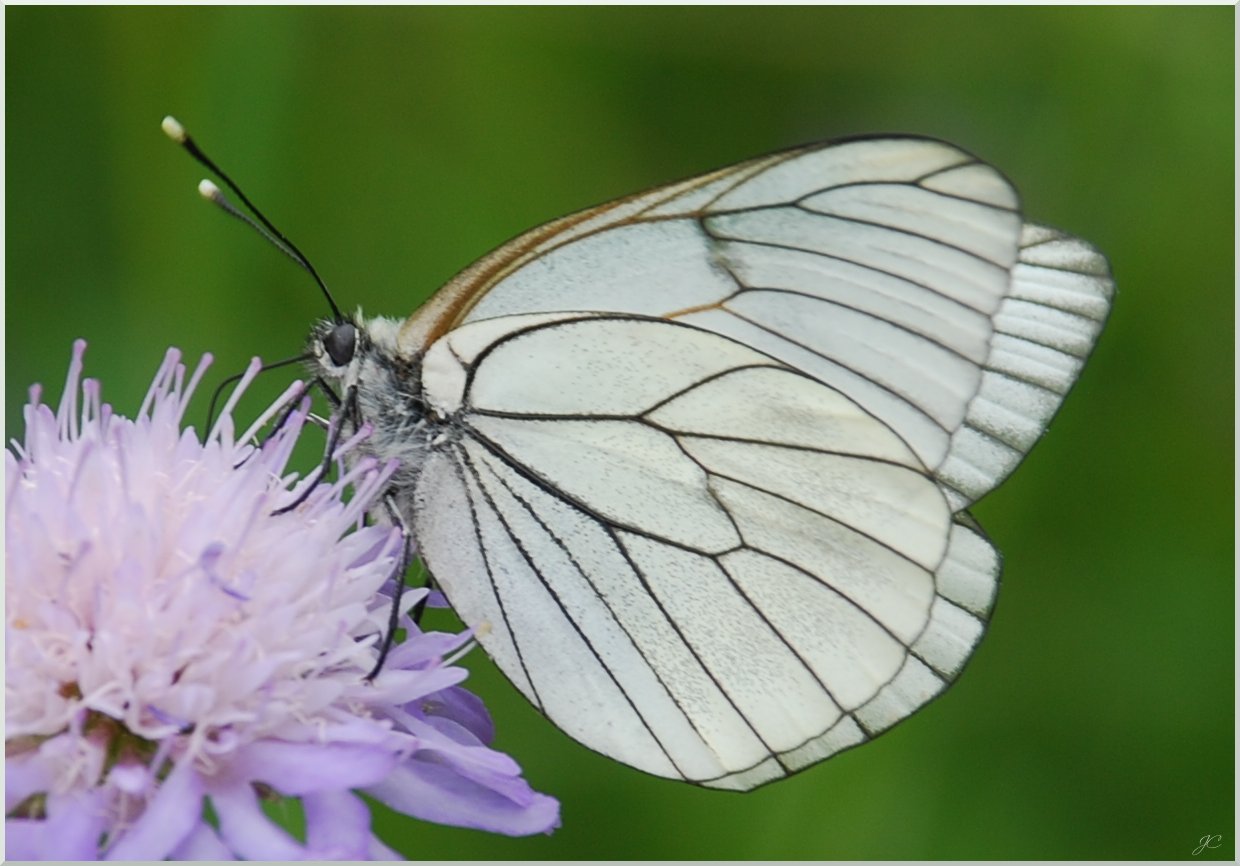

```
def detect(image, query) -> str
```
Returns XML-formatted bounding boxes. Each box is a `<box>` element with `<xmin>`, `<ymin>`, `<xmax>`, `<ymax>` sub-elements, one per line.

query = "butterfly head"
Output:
<box><xmin>320</xmin><ymin>319</ymin><xmax>357</xmax><ymax>369</ymax></box>
<box><xmin>308</xmin><ymin>314</ymin><xmax>403</xmax><ymax>388</ymax></box>
<box><xmin>308</xmin><ymin>314</ymin><xmax>431</xmax><ymax>470</ymax></box>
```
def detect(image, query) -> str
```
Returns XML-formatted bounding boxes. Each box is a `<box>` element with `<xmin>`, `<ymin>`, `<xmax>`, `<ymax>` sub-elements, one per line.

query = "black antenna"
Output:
<box><xmin>161</xmin><ymin>116</ymin><xmax>345</xmax><ymax>322</ymax></box>
<box><xmin>205</xmin><ymin>352</ymin><xmax>315</xmax><ymax>433</ymax></box>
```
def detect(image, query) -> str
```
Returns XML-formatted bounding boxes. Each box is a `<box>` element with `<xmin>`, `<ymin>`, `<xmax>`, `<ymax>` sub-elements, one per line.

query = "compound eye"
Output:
<box><xmin>324</xmin><ymin>322</ymin><xmax>357</xmax><ymax>366</ymax></box>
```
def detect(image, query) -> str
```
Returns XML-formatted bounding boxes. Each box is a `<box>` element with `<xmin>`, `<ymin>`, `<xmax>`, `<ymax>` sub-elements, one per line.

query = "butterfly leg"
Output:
<box><xmin>228</xmin><ymin>374</ymin><xmax>338</xmax><ymax>472</ymax></box>
<box><xmin>287</xmin><ymin>373</ymin><xmax>342</xmax><ymax>432</ymax></box>
<box><xmin>205</xmin><ymin>354</ymin><xmax>323</xmax><ymax>432</ymax></box>
<box><xmin>366</xmin><ymin>491</ymin><xmax>418</xmax><ymax>681</ymax></box>
<box><xmin>262</xmin><ymin>374</ymin><xmax>349</xmax><ymax>444</ymax></box>
<box><xmin>254</xmin><ymin>379</ymin><xmax>320</xmax><ymax>448</ymax></box>
<box><xmin>272</xmin><ymin>381</ymin><xmax>356</xmax><ymax>516</ymax></box>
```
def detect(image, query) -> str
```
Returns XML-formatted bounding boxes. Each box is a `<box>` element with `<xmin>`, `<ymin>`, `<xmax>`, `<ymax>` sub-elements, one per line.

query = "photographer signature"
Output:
<box><xmin>1193</xmin><ymin>834</ymin><xmax>1223</xmax><ymax>856</ymax></box>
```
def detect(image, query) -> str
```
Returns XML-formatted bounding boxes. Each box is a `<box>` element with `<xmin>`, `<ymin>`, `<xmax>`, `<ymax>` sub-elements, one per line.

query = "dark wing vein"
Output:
<box><xmin>599</xmin><ymin>520</ymin><xmax>786</xmax><ymax>770</ymax></box>
<box><xmin>445</xmin><ymin>445</ymin><xmax>543</xmax><ymax>710</ymax></box>
<box><xmin>660</xmin><ymin>432</ymin><xmax>851</xmax><ymax>718</ymax></box>
<box><xmin>459</xmin><ymin>419</ymin><xmax>740</xmax><ymax>560</ymax></box>
<box><xmin>980</xmin><ymin>357</ymin><xmax>1071</xmax><ymax>396</ymax></box>
<box><xmin>777</xmin><ymin>174</ymin><xmax>1010</xmax><ymax>213</ymax></box>
<box><xmin>646</xmin><ymin>422</ymin><xmax>927</xmax><ymax>472</ymax></box>
<box><xmin>724</xmin><ymin>286</ymin><xmax>983</xmax><ymax>367</ymax></box>
<box><xmin>720</xmin><ymin>306</ymin><xmax>951</xmax><ymax>435</ymax></box>
<box><xmin>698</xmin><ymin>224</ymin><xmax>990</xmax><ymax>317</ymax></box>
<box><xmin>460</xmin><ymin>446</ymin><xmax>691</xmax><ymax>778</ymax></box>
<box><xmin>786</xmin><ymin>206</ymin><xmax>1012</xmax><ymax>270</ymax></box>
<box><xmin>692</xmin><ymin>459</ymin><xmax>936</xmax><ymax>575</ymax></box>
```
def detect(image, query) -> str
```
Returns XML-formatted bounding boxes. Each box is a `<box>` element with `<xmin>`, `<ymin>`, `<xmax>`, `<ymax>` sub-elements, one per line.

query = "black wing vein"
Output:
<box><xmin>461</xmin><ymin>446</ymin><xmax>693</xmax><ymax>778</ymax></box>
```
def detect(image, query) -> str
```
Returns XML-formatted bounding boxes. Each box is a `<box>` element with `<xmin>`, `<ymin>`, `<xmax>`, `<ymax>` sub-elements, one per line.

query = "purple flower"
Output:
<box><xmin>5</xmin><ymin>341</ymin><xmax>559</xmax><ymax>859</ymax></box>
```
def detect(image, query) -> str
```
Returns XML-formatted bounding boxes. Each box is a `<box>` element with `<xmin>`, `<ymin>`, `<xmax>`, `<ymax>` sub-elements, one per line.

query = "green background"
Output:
<box><xmin>6</xmin><ymin>7</ymin><xmax>1233</xmax><ymax>860</ymax></box>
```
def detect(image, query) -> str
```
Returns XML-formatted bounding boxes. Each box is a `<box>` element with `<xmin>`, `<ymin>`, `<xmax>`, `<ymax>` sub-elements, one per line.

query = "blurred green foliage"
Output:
<box><xmin>6</xmin><ymin>7</ymin><xmax>1233</xmax><ymax>859</ymax></box>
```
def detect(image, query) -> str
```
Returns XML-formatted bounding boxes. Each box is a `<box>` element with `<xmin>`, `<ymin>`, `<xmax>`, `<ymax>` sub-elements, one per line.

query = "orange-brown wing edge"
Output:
<box><xmin>395</xmin><ymin>148</ymin><xmax>807</xmax><ymax>352</ymax></box>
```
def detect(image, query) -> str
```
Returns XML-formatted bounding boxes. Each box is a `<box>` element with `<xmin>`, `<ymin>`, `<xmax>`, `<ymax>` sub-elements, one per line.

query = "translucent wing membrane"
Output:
<box><xmin>414</xmin><ymin>315</ymin><xmax>1000</xmax><ymax>789</ymax></box>
<box><xmin>937</xmin><ymin>224</ymin><xmax>1113</xmax><ymax>507</ymax></box>
<box><xmin>398</xmin><ymin>136</ymin><xmax>1111</xmax><ymax>788</ymax></box>
<box><xmin>406</xmin><ymin>137</ymin><xmax>1112</xmax><ymax>502</ymax></box>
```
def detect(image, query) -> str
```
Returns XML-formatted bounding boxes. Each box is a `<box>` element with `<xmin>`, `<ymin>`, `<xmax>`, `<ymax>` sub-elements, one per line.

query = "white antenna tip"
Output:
<box><xmin>161</xmin><ymin>116</ymin><xmax>187</xmax><ymax>143</ymax></box>
<box><xmin>197</xmin><ymin>179</ymin><xmax>221</xmax><ymax>200</ymax></box>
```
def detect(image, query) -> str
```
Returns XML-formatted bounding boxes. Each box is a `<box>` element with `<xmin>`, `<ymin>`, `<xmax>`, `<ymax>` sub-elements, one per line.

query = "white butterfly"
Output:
<box><xmin>301</xmin><ymin>136</ymin><xmax>1113</xmax><ymax>790</ymax></box>
<box><xmin>174</xmin><ymin>125</ymin><xmax>1110</xmax><ymax>791</ymax></box>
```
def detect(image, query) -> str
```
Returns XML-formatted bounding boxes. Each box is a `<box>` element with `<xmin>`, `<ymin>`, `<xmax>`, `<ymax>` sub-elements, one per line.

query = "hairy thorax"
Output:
<box><xmin>310</xmin><ymin>314</ymin><xmax>447</xmax><ymax>502</ymax></box>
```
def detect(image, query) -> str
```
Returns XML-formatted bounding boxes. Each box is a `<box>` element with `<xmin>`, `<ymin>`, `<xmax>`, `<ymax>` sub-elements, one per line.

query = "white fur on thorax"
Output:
<box><xmin>316</xmin><ymin>312</ymin><xmax>442</xmax><ymax>500</ymax></box>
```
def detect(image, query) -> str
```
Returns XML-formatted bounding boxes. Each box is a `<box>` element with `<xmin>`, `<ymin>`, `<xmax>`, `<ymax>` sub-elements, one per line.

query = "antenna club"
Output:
<box><xmin>198</xmin><ymin>179</ymin><xmax>222</xmax><ymax>201</ymax></box>
<box><xmin>166</xmin><ymin>120</ymin><xmax>344</xmax><ymax>322</ymax></box>
<box><xmin>161</xmin><ymin>116</ymin><xmax>187</xmax><ymax>143</ymax></box>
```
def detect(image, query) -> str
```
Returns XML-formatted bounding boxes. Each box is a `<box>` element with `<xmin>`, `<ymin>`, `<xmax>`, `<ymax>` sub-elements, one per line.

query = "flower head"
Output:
<box><xmin>6</xmin><ymin>341</ymin><xmax>559</xmax><ymax>859</ymax></box>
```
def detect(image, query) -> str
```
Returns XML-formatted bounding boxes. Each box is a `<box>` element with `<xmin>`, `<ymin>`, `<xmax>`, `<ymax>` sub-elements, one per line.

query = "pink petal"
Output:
<box><xmin>367</xmin><ymin>760</ymin><xmax>560</xmax><ymax>837</ymax></box>
<box><xmin>368</xmin><ymin>833</ymin><xmax>404</xmax><ymax>860</ymax></box>
<box><xmin>235</xmin><ymin>740</ymin><xmax>399</xmax><ymax>795</ymax></box>
<box><xmin>304</xmin><ymin>789</ymin><xmax>371</xmax><ymax>858</ymax></box>
<box><xmin>387</xmin><ymin>628</ymin><xmax>471</xmax><ymax>668</ymax></box>
<box><xmin>420</xmin><ymin>686</ymin><xmax>494</xmax><ymax>745</ymax></box>
<box><xmin>6</xmin><ymin>819</ymin><xmax>48</xmax><ymax>860</ymax></box>
<box><xmin>5</xmin><ymin>752</ymin><xmax>52</xmax><ymax>812</ymax></box>
<box><xmin>211</xmin><ymin>780</ymin><xmax>306</xmax><ymax>860</ymax></box>
<box><xmin>168</xmin><ymin>822</ymin><xmax>236</xmax><ymax>860</ymax></box>
<box><xmin>11</xmin><ymin>788</ymin><xmax>110</xmax><ymax>859</ymax></box>
<box><xmin>105</xmin><ymin>757</ymin><xmax>203</xmax><ymax>860</ymax></box>
<box><xmin>360</xmin><ymin>665</ymin><xmax>468</xmax><ymax>706</ymax></box>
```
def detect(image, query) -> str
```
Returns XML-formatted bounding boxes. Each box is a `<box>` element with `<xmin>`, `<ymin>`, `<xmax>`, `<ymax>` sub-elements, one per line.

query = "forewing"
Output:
<box><xmin>413</xmin><ymin>316</ymin><xmax>1000</xmax><ymax>789</ymax></box>
<box><xmin>402</xmin><ymin>137</ymin><xmax>1112</xmax><ymax>507</ymax></box>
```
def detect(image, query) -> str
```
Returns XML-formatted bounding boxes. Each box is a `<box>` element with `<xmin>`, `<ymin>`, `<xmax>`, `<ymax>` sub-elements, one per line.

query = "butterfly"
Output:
<box><xmin>169</xmin><ymin>123</ymin><xmax>1113</xmax><ymax>791</ymax></box>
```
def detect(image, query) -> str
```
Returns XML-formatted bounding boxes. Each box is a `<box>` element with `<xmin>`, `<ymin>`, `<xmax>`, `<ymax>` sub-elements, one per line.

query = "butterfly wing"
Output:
<box><xmin>402</xmin><ymin>136</ymin><xmax>1113</xmax><ymax>509</ymax></box>
<box><xmin>413</xmin><ymin>313</ymin><xmax>999</xmax><ymax>790</ymax></box>
<box><xmin>404</xmin><ymin>137</ymin><xmax>1111</xmax><ymax>789</ymax></box>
